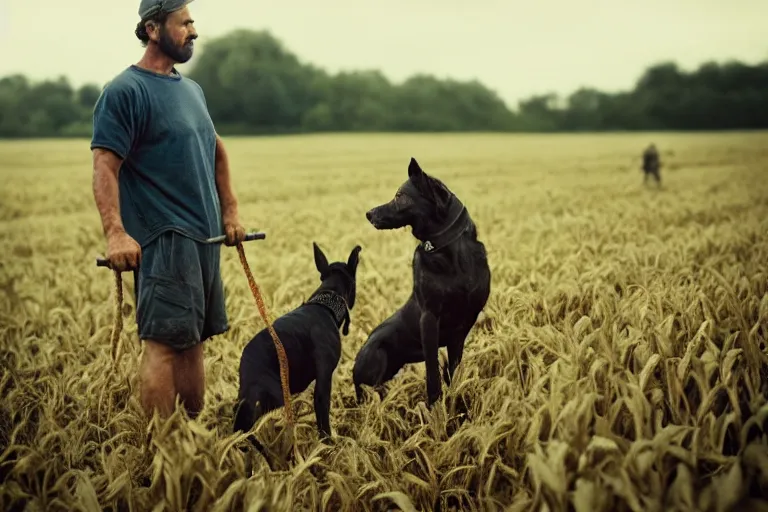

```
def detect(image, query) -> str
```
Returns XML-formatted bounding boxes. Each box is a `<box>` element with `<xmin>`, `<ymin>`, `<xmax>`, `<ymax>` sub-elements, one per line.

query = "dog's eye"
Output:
<box><xmin>395</xmin><ymin>192</ymin><xmax>413</xmax><ymax>206</ymax></box>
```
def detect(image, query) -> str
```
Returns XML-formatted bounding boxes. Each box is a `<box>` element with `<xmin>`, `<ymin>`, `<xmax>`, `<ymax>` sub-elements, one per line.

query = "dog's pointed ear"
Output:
<box><xmin>408</xmin><ymin>157</ymin><xmax>423</xmax><ymax>179</ymax></box>
<box><xmin>408</xmin><ymin>157</ymin><xmax>431</xmax><ymax>195</ymax></box>
<box><xmin>409</xmin><ymin>158</ymin><xmax>450</xmax><ymax>209</ymax></box>
<box><xmin>313</xmin><ymin>242</ymin><xmax>329</xmax><ymax>276</ymax></box>
<box><xmin>347</xmin><ymin>245</ymin><xmax>362</xmax><ymax>276</ymax></box>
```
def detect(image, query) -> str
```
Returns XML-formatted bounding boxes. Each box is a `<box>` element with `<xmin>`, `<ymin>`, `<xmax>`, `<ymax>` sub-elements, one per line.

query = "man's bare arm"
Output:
<box><xmin>92</xmin><ymin>148</ymin><xmax>141</xmax><ymax>270</ymax></box>
<box><xmin>214</xmin><ymin>134</ymin><xmax>238</xmax><ymax>215</ymax></box>
<box><xmin>92</xmin><ymin>148</ymin><xmax>126</xmax><ymax>237</ymax></box>
<box><xmin>214</xmin><ymin>134</ymin><xmax>245</xmax><ymax>245</ymax></box>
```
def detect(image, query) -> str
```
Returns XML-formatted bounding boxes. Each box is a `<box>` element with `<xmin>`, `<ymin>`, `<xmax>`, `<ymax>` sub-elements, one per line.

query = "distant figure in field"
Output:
<box><xmin>642</xmin><ymin>143</ymin><xmax>662</xmax><ymax>187</ymax></box>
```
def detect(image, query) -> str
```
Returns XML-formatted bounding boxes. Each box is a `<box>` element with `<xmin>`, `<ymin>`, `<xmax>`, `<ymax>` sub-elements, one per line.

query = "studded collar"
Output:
<box><xmin>306</xmin><ymin>290</ymin><xmax>351</xmax><ymax>335</ymax></box>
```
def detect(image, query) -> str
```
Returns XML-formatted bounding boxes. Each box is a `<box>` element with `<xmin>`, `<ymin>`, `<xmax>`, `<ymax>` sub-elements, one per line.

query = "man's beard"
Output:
<box><xmin>158</xmin><ymin>30</ymin><xmax>195</xmax><ymax>64</ymax></box>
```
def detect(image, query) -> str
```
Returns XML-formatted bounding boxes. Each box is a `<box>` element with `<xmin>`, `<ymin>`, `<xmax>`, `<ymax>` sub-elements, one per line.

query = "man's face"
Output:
<box><xmin>154</xmin><ymin>6</ymin><xmax>197</xmax><ymax>63</ymax></box>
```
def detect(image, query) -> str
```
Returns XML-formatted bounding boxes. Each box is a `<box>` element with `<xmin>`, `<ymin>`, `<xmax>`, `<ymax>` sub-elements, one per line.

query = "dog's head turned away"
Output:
<box><xmin>365</xmin><ymin>157</ymin><xmax>456</xmax><ymax>236</ymax></box>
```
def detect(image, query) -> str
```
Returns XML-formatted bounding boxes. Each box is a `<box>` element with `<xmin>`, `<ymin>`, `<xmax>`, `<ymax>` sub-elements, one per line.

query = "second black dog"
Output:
<box><xmin>353</xmin><ymin>157</ymin><xmax>491</xmax><ymax>408</ymax></box>
<box><xmin>234</xmin><ymin>242</ymin><xmax>361</xmax><ymax>438</ymax></box>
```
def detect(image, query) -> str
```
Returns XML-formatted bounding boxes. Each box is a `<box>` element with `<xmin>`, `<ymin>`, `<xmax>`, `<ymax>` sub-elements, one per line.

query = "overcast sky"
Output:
<box><xmin>1</xmin><ymin>0</ymin><xmax>766</xmax><ymax>107</ymax></box>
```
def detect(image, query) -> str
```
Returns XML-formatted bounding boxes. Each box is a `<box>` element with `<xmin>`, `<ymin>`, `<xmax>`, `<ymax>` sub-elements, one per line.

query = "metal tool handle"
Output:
<box><xmin>95</xmin><ymin>231</ymin><xmax>267</xmax><ymax>268</ymax></box>
<box><xmin>205</xmin><ymin>231</ymin><xmax>266</xmax><ymax>244</ymax></box>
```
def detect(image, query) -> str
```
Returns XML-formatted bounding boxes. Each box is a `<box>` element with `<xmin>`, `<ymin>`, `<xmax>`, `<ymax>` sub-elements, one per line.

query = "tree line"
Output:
<box><xmin>1</xmin><ymin>29</ymin><xmax>767</xmax><ymax>138</ymax></box>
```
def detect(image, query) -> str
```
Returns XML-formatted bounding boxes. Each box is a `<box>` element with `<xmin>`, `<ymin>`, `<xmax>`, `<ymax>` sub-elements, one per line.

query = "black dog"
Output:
<box><xmin>234</xmin><ymin>242</ymin><xmax>361</xmax><ymax>438</ymax></box>
<box><xmin>353</xmin><ymin>157</ymin><xmax>491</xmax><ymax>408</ymax></box>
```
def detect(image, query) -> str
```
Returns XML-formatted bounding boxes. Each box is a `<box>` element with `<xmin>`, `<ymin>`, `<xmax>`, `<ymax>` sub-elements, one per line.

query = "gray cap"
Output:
<box><xmin>138</xmin><ymin>0</ymin><xmax>194</xmax><ymax>19</ymax></box>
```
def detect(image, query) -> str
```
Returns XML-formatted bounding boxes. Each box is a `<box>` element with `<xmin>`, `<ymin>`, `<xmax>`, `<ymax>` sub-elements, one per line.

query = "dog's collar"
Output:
<box><xmin>420</xmin><ymin>198</ymin><xmax>470</xmax><ymax>254</ymax></box>
<box><xmin>306</xmin><ymin>290</ymin><xmax>351</xmax><ymax>335</ymax></box>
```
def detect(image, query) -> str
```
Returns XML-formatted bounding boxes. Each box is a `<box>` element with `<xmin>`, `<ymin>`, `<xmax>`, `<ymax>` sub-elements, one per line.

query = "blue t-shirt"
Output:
<box><xmin>90</xmin><ymin>65</ymin><xmax>222</xmax><ymax>248</ymax></box>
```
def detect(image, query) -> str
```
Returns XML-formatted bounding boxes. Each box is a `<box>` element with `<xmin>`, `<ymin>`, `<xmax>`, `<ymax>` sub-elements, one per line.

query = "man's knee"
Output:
<box><xmin>139</xmin><ymin>340</ymin><xmax>176</xmax><ymax>417</ymax></box>
<box><xmin>140</xmin><ymin>340</ymin><xmax>206</xmax><ymax>418</ymax></box>
<box><xmin>141</xmin><ymin>340</ymin><xmax>176</xmax><ymax>377</ymax></box>
<box><xmin>175</xmin><ymin>343</ymin><xmax>206</xmax><ymax>418</ymax></box>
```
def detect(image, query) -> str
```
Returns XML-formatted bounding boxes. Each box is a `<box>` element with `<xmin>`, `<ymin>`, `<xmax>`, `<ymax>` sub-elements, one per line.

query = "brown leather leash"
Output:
<box><xmin>234</xmin><ymin>241</ymin><xmax>294</xmax><ymax>427</ymax></box>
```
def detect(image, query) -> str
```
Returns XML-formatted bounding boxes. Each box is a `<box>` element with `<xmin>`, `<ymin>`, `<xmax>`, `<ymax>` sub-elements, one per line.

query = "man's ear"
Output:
<box><xmin>146</xmin><ymin>20</ymin><xmax>161</xmax><ymax>42</ymax></box>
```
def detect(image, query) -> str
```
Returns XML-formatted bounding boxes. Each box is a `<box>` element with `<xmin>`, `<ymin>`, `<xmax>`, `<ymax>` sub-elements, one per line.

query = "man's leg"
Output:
<box><xmin>139</xmin><ymin>339</ymin><xmax>177</xmax><ymax>418</ymax></box>
<box><xmin>173</xmin><ymin>236</ymin><xmax>230</xmax><ymax>419</ymax></box>
<box><xmin>135</xmin><ymin>231</ymin><xmax>207</xmax><ymax>420</ymax></box>
<box><xmin>174</xmin><ymin>343</ymin><xmax>206</xmax><ymax>419</ymax></box>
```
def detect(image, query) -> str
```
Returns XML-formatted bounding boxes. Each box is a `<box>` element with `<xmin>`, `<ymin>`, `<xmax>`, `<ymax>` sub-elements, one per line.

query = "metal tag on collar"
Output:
<box><xmin>423</xmin><ymin>241</ymin><xmax>435</xmax><ymax>252</ymax></box>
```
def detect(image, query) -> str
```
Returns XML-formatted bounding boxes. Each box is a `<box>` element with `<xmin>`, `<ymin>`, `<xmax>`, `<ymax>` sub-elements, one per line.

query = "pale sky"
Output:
<box><xmin>0</xmin><ymin>0</ymin><xmax>766</xmax><ymax>108</ymax></box>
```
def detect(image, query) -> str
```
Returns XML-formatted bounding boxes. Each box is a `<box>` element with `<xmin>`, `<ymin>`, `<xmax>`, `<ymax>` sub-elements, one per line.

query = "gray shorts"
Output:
<box><xmin>134</xmin><ymin>230</ymin><xmax>229</xmax><ymax>351</ymax></box>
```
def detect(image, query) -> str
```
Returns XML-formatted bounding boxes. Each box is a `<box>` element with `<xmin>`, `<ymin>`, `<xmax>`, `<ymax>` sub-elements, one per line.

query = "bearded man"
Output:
<box><xmin>90</xmin><ymin>0</ymin><xmax>246</xmax><ymax>420</ymax></box>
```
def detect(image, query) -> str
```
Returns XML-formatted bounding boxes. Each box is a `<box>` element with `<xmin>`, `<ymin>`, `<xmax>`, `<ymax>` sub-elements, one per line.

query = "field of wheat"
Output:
<box><xmin>1</xmin><ymin>132</ymin><xmax>768</xmax><ymax>511</ymax></box>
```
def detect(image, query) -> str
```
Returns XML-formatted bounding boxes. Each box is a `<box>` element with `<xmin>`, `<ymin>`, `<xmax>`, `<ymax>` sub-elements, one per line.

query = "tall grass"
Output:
<box><xmin>1</xmin><ymin>132</ymin><xmax>767</xmax><ymax>511</ymax></box>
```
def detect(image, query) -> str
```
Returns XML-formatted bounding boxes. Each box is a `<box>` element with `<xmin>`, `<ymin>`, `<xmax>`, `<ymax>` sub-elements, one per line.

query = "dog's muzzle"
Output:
<box><xmin>366</xmin><ymin>204</ymin><xmax>401</xmax><ymax>230</ymax></box>
<box><xmin>366</xmin><ymin>208</ymin><xmax>384</xmax><ymax>228</ymax></box>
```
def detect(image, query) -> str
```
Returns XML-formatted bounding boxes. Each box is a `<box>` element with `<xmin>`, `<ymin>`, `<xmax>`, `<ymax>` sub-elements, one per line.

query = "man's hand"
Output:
<box><xmin>222</xmin><ymin>211</ymin><xmax>246</xmax><ymax>246</ymax></box>
<box><xmin>106</xmin><ymin>230</ymin><xmax>142</xmax><ymax>271</ymax></box>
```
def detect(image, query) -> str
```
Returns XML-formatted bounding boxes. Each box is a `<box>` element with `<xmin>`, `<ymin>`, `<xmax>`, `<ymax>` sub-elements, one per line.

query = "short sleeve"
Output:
<box><xmin>192</xmin><ymin>80</ymin><xmax>209</xmax><ymax>108</ymax></box>
<box><xmin>90</xmin><ymin>82</ymin><xmax>144</xmax><ymax>160</ymax></box>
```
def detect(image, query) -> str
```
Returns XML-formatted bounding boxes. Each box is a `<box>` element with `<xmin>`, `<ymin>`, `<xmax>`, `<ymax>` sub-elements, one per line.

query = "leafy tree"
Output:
<box><xmin>0</xmin><ymin>29</ymin><xmax>766</xmax><ymax>138</ymax></box>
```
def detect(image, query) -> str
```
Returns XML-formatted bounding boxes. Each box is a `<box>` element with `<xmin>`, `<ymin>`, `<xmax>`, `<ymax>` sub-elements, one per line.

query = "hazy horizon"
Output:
<box><xmin>1</xmin><ymin>0</ymin><xmax>766</xmax><ymax>108</ymax></box>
